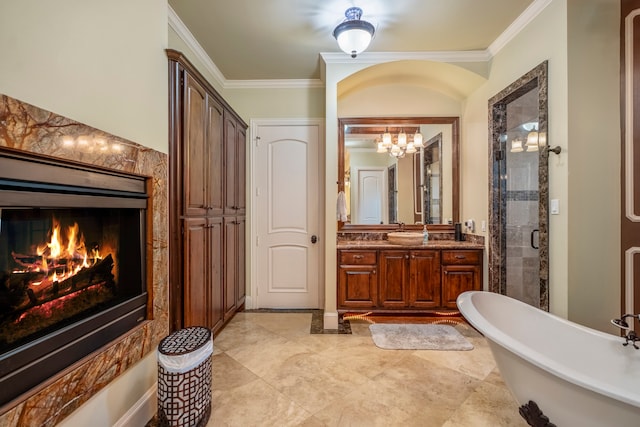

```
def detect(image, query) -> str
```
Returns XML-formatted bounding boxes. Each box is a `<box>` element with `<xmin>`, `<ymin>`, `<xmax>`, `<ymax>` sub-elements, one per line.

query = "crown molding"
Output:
<box><xmin>167</xmin><ymin>5</ymin><xmax>227</xmax><ymax>89</ymax></box>
<box><xmin>488</xmin><ymin>0</ymin><xmax>553</xmax><ymax>56</ymax></box>
<box><xmin>225</xmin><ymin>79</ymin><xmax>325</xmax><ymax>90</ymax></box>
<box><xmin>320</xmin><ymin>50</ymin><xmax>492</xmax><ymax>65</ymax></box>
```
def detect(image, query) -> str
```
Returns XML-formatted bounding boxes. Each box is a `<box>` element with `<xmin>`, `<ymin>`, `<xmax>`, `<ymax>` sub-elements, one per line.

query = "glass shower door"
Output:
<box><xmin>502</xmin><ymin>86</ymin><xmax>541</xmax><ymax>307</ymax></box>
<box><xmin>489</xmin><ymin>61</ymin><xmax>549</xmax><ymax>311</ymax></box>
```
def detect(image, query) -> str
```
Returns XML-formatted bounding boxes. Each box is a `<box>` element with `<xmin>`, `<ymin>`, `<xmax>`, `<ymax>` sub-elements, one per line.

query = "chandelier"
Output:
<box><xmin>375</xmin><ymin>128</ymin><xmax>424</xmax><ymax>158</ymax></box>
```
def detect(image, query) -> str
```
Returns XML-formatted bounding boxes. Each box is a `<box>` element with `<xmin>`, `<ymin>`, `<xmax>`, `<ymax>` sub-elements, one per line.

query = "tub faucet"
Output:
<box><xmin>611</xmin><ymin>314</ymin><xmax>640</xmax><ymax>349</ymax></box>
<box><xmin>397</xmin><ymin>222</ymin><xmax>405</xmax><ymax>231</ymax></box>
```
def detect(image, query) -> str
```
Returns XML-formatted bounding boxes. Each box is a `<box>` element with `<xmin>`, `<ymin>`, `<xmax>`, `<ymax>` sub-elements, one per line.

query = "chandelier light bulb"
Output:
<box><xmin>382</xmin><ymin>129</ymin><xmax>392</xmax><ymax>147</ymax></box>
<box><xmin>397</xmin><ymin>129</ymin><xmax>407</xmax><ymax>147</ymax></box>
<box><xmin>413</xmin><ymin>131</ymin><xmax>423</xmax><ymax>147</ymax></box>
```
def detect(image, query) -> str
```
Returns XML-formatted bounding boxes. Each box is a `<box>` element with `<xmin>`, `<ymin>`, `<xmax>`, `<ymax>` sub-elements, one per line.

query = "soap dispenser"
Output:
<box><xmin>422</xmin><ymin>225</ymin><xmax>429</xmax><ymax>244</ymax></box>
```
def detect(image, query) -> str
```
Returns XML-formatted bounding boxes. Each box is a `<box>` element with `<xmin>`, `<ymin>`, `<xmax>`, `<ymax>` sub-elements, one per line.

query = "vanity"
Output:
<box><xmin>337</xmin><ymin>237</ymin><xmax>483</xmax><ymax>314</ymax></box>
<box><xmin>337</xmin><ymin>116</ymin><xmax>483</xmax><ymax>316</ymax></box>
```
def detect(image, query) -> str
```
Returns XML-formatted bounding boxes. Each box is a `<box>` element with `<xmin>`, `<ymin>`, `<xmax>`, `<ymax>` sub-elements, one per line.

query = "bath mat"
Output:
<box><xmin>369</xmin><ymin>324</ymin><xmax>473</xmax><ymax>350</ymax></box>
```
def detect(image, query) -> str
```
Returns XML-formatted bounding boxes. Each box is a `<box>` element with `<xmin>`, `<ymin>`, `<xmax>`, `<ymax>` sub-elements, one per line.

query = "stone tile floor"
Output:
<box><xmin>197</xmin><ymin>311</ymin><xmax>528</xmax><ymax>426</ymax></box>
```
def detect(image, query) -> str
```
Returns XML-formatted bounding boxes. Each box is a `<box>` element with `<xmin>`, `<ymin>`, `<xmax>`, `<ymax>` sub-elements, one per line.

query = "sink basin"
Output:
<box><xmin>387</xmin><ymin>232</ymin><xmax>425</xmax><ymax>246</ymax></box>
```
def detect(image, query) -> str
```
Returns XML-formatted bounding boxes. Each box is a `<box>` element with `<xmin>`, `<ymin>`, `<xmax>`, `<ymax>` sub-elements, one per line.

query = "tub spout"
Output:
<box><xmin>623</xmin><ymin>331</ymin><xmax>640</xmax><ymax>350</ymax></box>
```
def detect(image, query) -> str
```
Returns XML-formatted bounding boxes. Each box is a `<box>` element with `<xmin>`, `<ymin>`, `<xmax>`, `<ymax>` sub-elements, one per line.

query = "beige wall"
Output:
<box><xmin>566</xmin><ymin>0</ymin><xmax>620</xmax><ymax>329</ymax></box>
<box><xmin>0</xmin><ymin>0</ymin><xmax>168</xmax><ymax>154</ymax></box>
<box><xmin>0</xmin><ymin>0</ymin><xmax>168</xmax><ymax>425</ymax></box>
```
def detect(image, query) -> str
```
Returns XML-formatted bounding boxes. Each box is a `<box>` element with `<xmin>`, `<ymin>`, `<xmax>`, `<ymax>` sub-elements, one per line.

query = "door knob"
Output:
<box><xmin>311</xmin><ymin>235</ymin><xmax>318</xmax><ymax>244</ymax></box>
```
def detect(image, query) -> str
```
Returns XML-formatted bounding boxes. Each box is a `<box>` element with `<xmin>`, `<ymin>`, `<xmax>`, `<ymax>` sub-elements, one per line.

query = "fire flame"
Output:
<box><xmin>31</xmin><ymin>218</ymin><xmax>103</xmax><ymax>286</ymax></box>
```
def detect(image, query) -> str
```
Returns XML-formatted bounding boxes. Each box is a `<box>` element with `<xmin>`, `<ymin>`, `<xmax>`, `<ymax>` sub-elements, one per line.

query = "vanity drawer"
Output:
<box><xmin>339</xmin><ymin>250</ymin><xmax>377</xmax><ymax>265</ymax></box>
<box><xmin>441</xmin><ymin>250</ymin><xmax>481</xmax><ymax>265</ymax></box>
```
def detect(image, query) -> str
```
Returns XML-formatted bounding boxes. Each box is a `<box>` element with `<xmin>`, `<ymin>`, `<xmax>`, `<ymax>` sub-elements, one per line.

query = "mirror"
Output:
<box><xmin>338</xmin><ymin>117</ymin><xmax>459</xmax><ymax>230</ymax></box>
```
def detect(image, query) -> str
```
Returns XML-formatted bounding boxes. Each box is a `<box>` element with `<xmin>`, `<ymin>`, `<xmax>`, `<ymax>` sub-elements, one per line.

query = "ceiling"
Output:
<box><xmin>168</xmin><ymin>0</ymin><xmax>536</xmax><ymax>82</ymax></box>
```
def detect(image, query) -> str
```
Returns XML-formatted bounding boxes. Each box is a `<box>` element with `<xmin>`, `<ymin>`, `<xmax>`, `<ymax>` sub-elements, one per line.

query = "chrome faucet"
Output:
<box><xmin>397</xmin><ymin>222</ymin><xmax>405</xmax><ymax>232</ymax></box>
<box><xmin>611</xmin><ymin>314</ymin><xmax>640</xmax><ymax>349</ymax></box>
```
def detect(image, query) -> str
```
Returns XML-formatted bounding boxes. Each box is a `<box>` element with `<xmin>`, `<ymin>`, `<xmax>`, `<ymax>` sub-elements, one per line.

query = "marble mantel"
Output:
<box><xmin>0</xmin><ymin>94</ymin><xmax>168</xmax><ymax>426</ymax></box>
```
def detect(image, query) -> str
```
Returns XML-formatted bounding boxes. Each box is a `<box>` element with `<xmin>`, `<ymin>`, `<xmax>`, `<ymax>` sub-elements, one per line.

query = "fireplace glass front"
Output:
<box><xmin>0</xmin><ymin>207</ymin><xmax>144</xmax><ymax>353</ymax></box>
<box><xmin>0</xmin><ymin>149</ymin><xmax>148</xmax><ymax>407</ymax></box>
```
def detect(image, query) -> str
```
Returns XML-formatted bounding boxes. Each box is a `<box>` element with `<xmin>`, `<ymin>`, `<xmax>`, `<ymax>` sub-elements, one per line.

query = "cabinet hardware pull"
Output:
<box><xmin>372</xmin><ymin>270</ymin><xmax>376</xmax><ymax>274</ymax></box>
<box><xmin>455</xmin><ymin>255</ymin><xmax>465</xmax><ymax>259</ymax></box>
<box><xmin>405</xmin><ymin>255</ymin><xmax>409</xmax><ymax>259</ymax></box>
<box><xmin>354</xmin><ymin>255</ymin><xmax>363</xmax><ymax>259</ymax></box>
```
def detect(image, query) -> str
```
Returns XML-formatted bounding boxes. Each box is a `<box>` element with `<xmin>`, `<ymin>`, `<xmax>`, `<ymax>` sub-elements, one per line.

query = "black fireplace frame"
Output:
<box><xmin>0</xmin><ymin>147</ymin><xmax>150</xmax><ymax>408</ymax></box>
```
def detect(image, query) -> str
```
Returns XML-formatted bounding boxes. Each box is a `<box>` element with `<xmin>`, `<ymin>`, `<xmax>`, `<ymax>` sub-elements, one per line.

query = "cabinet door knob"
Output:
<box><xmin>372</xmin><ymin>270</ymin><xmax>376</xmax><ymax>275</ymax></box>
<box><xmin>405</xmin><ymin>254</ymin><xmax>409</xmax><ymax>259</ymax></box>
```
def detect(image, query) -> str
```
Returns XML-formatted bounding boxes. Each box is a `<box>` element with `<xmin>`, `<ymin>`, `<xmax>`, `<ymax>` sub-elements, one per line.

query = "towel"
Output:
<box><xmin>337</xmin><ymin>191</ymin><xmax>348</xmax><ymax>221</ymax></box>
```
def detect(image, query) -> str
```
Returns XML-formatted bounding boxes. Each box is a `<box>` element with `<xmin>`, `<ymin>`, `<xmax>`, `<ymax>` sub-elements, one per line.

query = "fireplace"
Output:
<box><xmin>0</xmin><ymin>147</ymin><xmax>149</xmax><ymax>407</ymax></box>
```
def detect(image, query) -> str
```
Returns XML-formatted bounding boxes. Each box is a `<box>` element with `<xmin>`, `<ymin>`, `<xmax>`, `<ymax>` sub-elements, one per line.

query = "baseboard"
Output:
<box><xmin>114</xmin><ymin>383</ymin><xmax>157</xmax><ymax>427</ymax></box>
<box><xmin>244</xmin><ymin>295</ymin><xmax>254</xmax><ymax>309</ymax></box>
<box><xmin>323</xmin><ymin>311</ymin><xmax>339</xmax><ymax>330</ymax></box>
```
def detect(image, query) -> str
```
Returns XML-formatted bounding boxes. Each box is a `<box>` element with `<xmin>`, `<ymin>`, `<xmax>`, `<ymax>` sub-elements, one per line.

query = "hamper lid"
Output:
<box><xmin>158</xmin><ymin>326</ymin><xmax>212</xmax><ymax>356</ymax></box>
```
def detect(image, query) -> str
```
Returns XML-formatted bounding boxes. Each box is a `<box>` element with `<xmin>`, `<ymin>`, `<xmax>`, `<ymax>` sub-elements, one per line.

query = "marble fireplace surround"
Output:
<box><xmin>0</xmin><ymin>94</ymin><xmax>168</xmax><ymax>426</ymax></box>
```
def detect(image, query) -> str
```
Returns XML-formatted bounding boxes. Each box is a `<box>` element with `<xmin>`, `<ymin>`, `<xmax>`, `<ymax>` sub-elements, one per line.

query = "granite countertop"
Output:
<box><xmin>337</xmin><ymin>239</ymin><xmax>484</xmax><ymax>250</ymax></box>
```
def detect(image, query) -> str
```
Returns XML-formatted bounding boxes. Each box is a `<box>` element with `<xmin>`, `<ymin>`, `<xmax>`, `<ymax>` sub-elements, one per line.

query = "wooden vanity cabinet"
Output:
<box><xmin>379</xmin><ymin>250</ymin><xmax>410</xmax><ymax>308</ymax></box>
<box><xmin>379</xmin><ymin>249</ymin><xmax>441</xmax><ymax>309</ymax></box>
<box><xmin>337</xmin><ymin>250</ymin><xmax>378</xmax><ymax>309</ymax></box>
<box><xmin>337</xmin><ymin>247</ymin><xmax>482</xmax><ymax>313</ymax></box>
<box><xmin>409</xmin><ymin>250</ymin><xmax>441</xmax><ymax>308</ymax></box>
<box><xmin>441</xmin><ymin>250</ymin><xmax>482</xmax><ymax>309</ymax></box>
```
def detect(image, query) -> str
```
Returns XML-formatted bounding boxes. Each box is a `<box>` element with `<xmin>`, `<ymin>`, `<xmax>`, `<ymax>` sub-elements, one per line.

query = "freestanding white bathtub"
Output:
<box><xmin>457</xmin><ymin>291</ymin><xmax>640</xmax><ymax>427</ymax></box>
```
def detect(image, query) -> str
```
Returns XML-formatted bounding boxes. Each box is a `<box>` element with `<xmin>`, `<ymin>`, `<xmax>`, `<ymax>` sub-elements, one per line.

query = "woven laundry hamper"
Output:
<box><xmin>157</xmin><ymin>326</ymin><xmax>213</xmax><ymax>427</ymax></box>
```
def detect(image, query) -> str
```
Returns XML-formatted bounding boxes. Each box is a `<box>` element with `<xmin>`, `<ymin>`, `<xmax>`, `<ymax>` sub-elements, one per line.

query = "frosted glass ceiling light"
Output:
<box><xmin>333</xmin><ymin>7</ymin><xmax>375</xmax><ymax>58</ymax></box>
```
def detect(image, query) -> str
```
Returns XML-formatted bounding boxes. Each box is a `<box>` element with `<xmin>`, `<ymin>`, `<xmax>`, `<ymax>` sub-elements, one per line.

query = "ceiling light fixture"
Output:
<box><xmin>333</xmin><ymin>7</ymin><xmax>375</xmax><ymax>58</ymax></box>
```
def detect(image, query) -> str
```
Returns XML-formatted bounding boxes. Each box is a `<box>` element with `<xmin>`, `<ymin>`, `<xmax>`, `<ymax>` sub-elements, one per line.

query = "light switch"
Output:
<box><xmin>550</xmin><ymin>199</ymin><xmax>560</xmax><ymax>215</ymax></box>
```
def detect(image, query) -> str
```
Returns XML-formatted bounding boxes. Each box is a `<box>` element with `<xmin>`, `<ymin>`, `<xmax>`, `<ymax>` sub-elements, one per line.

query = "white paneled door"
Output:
<box><xmin>254</xmin><ymin>121</ymin><xmax>322</xmax><ymax>308</ymax></box>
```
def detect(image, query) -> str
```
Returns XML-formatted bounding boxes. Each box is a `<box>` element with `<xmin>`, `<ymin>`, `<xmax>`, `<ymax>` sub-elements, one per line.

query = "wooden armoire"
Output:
<box><xmin>167</xmin><ymin>49</ymin><xmax>247</xmax><ymax>334</ymax></box>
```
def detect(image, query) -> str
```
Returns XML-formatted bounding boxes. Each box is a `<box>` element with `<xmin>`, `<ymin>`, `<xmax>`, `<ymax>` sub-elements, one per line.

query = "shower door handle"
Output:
<box><xmin>531</xmin><ymin>229</ymin><xmax>539</xmax><ymax>250</ymax></box>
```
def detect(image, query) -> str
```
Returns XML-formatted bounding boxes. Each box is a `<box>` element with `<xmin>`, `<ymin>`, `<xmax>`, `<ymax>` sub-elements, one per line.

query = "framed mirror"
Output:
<box><xmin>338</xmin><ymin>117</ymin><xmax>459</xmax><ymax>231</ymax></box>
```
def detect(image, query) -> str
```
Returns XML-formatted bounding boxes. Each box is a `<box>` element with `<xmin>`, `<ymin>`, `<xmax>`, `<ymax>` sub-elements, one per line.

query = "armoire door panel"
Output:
<box><xmin>224</xmin><ymin>217</ymin><xmax>238</xmax><ymax>319</ymax></box>
<box><xmin>207</xmin><ymin>95</ymin><xmax>224</xmax><ymax>216</ymax></box>
<box><xmin>183</xmin><ymin>73</ymin><xmax>208</xmax><ymax>217</ymax></box>
<box><xmin>183</xmin><ymin>217</ymin><xmax>209</xmax><ymax>328</ymax></box>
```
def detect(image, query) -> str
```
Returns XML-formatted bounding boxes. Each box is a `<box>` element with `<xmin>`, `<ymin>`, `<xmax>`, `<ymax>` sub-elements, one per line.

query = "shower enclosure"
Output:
<box><xmin>488</xmin><ymin>62</ymin><xmax>550</xmax><ymax>311</ymax></box>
